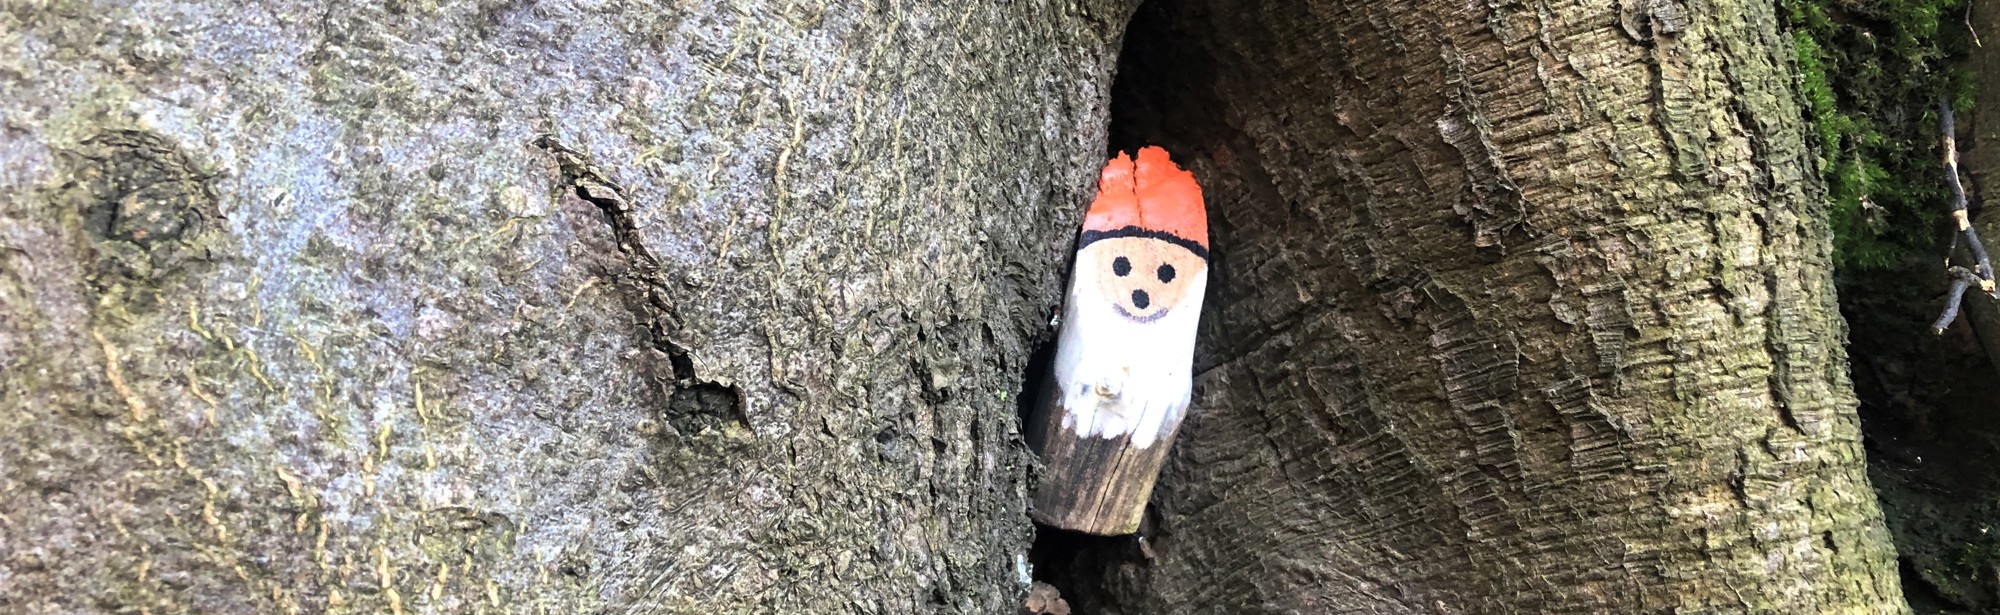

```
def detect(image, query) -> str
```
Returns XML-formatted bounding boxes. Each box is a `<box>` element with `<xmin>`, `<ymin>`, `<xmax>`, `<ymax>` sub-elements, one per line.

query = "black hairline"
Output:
<box><xmin>1078</xmin><ymin>226</ymin><xmax>1210</xmax><ymax>261</ymax></box>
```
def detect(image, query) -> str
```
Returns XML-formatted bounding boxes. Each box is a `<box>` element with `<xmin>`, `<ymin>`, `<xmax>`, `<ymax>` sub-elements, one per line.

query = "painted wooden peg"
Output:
<box><xmin>1029</xmin><ymin>146</ymin><xmax>1208</xmax><ymax>535</ymax></box>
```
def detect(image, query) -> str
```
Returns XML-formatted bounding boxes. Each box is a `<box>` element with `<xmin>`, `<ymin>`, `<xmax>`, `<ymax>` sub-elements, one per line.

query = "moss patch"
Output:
<box><xmin>1781</xmin><ymin>0</ymin><xmax>1971</xmax><ymax>269</ymax></box>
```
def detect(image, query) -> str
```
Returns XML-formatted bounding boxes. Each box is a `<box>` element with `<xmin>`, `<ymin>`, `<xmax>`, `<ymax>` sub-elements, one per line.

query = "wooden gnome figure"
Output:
<box><xmin>1029</xmin><ymin>146</ymin><xmax>1207</xmax><ymax>535</ymax></box>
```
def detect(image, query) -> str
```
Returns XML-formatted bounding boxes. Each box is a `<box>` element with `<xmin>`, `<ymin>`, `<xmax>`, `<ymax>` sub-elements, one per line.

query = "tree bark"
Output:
<box><xmin>2</xmin><ymin>0</ymin><xmax>1915</xmax><ymax>613</ymax></box>
<box><xmin>1044</xmin><ymin>0</ymin><xmax>1907</xmax><ymax>612</ymax></box>
<box><xmin>0</xmin><ymin>1</ymin><xmax>1133</xmax><ymax>612</ymax></box>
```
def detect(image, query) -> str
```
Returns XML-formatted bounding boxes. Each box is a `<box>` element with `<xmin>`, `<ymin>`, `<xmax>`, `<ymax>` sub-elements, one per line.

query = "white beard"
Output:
<box><xmin>1052</xmin><ymin>261</ymin><xmax>1205</xmax><ymax>449</ymax></box>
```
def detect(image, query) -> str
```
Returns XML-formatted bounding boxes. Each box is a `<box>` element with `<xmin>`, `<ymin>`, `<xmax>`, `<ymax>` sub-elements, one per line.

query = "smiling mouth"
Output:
<box><xmin>1111</xmin><ymin>304</ymin><xmax>1170</xmax><ymax>323</ymax></box>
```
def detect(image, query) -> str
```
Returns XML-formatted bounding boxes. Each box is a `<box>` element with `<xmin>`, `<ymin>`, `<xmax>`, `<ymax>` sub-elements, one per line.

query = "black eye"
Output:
<box><xmin>1113</xmin><ymin>256</ymin><xmax>1132</xmax><ymax>277</ymax></box>
<box><xmin>1157</xmin><ymin>263</ymin><xmax>1176</xmax><ymax>283</ymax></box>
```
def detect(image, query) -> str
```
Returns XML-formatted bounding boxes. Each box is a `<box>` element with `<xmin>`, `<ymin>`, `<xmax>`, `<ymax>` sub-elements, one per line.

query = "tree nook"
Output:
<box><xmin>1038</xmin><ymin>0</ymin><xmax>1909</xmax><ymax>612</ymax></box>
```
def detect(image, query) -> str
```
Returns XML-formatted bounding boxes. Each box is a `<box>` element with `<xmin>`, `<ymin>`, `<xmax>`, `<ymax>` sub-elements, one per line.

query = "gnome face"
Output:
<box><xmin>1084</xmin><ymin>236</ymin><xmax>1208</xmax><ymax>323</ymax></box>
<box><xmin>1048</xmin><ymin>146</ymin><xmax>1208</xmax><ymax>450</ymax></box>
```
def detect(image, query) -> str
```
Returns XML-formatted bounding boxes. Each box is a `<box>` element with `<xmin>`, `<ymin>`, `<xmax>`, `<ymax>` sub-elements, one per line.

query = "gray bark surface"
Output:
<box><xmin>1041</xmin><ymin>0</ymin><xmax>1908</xmax><ymax>612</ymax></box>
<box><xmin>0</xmin><ymin>1</ymin><xmax>1133</xmax><ymax>612</ymax></box>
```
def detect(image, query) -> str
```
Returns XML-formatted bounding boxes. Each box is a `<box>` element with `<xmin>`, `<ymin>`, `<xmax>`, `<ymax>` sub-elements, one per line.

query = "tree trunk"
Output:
<box><xmin>3</xmin><ymin>0</ymin><xmax>1913</xmax><ymax>613</ymax></box>
<box><xmin>1039</xmin><ymin>0</ymin><xmax>1908</xmax><ymax>612</ymax></box>
<box><xmin>0</xmin><ymin>1</ymin><xmax>1134</xmax><ymax>612</ymax></box>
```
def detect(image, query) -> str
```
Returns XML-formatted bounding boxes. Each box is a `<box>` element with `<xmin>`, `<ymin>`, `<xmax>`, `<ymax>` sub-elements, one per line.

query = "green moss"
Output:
<box><xmin>1780</xmin><ymin>0</ymin><xmax>1970</xmax><ymax>269</ymax></box>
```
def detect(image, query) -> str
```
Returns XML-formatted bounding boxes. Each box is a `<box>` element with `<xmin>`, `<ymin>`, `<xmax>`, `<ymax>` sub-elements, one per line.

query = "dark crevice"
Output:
<box><xmin>1899</xmin><ymin>556</ymin><xmax>1968</xmax><ymax>614</ymax></box>
<box><xmin>1028</xmin><ymin>0</ymin><xmax>1226</xmax><ymax>609</ymax></box>
<box><xmin>1015</xmin><ymin>335</ymin><xmax>1059</xmax><ymax>440</ymax></box>
<box><xmin>1028</xmin><ymin>526</ymin><xmax>1150</xmax><ymax>615</ymax></box>
<box><xmin>664</xmin><ymin>382</ymin><xmax>745</xmax><ymax>436</ymax></box>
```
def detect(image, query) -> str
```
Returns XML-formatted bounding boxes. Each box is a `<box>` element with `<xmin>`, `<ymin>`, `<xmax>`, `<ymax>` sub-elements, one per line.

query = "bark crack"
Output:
<box><xmin>532</xmin><ymin>135</ymin><xmax>749</xmax><ymax>433</ymax></box>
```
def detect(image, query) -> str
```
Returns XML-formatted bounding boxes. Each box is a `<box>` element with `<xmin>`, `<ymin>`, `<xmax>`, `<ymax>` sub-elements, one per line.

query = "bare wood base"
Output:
<box><xmin>1027</xmin><ymin>390</ymin><xmax>1183</xmax><ymax>535</ymax></box>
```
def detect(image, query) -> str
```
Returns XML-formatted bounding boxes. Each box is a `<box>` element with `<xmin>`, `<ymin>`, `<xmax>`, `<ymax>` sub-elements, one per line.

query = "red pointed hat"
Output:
<box><xmin>1082</xmin><ymin>146</ymin><xmax>1208</xmax><ymax>258</ymax></box>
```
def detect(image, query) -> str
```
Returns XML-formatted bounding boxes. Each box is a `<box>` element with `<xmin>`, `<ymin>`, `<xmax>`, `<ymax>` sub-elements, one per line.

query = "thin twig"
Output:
<box><xmin>1970</xmin><ymin>2</ymin><xmax>1984</xmax><ymax>49</ymax></box>
<box><xmin>1933</xmin><ymin>97</ymin><xmax>2000</xmax><ymax>335</ymax></box>
<box><xmin>1964</xmin><ymin>221</ymin><xmax>1996</xmax><ymax>293</ymax></box>
<box><xmin>1939</xmin><ymin>97</ymin><xmax>1997</xmax><ymax>294</ymax></box>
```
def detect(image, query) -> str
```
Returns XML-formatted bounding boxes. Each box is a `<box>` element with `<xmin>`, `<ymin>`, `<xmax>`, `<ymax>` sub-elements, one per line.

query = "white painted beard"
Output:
<box><xmin>1052</xmin><ymin>263</ymin><xmax>1205</xmax><ymax>449</ymax></box>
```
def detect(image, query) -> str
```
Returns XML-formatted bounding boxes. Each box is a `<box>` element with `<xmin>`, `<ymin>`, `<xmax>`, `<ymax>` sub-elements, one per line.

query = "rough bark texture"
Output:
<box><xmin>0</xmin><ymin>1</ymin><xmax>1135</xmax><ymax>612</ymax></box>
<box><xmin>1039</xmin><ymin>0</ymin><xmax>1908</xmax><ymax>612</ymax></box>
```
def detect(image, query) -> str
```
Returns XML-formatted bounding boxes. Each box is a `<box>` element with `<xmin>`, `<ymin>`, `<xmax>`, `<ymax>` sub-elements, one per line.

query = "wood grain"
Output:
<box><xmin>1027</xmin><ymin>384</ymin><xmax>1182</xmax><ymax>535</ymax></box>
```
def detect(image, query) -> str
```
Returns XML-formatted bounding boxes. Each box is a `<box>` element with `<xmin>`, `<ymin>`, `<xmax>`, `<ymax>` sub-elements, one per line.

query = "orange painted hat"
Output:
<box><xmin>1082</xmin><ymin>146</ymin><xmax>1208</xmax><ymax>258</ymax></box>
